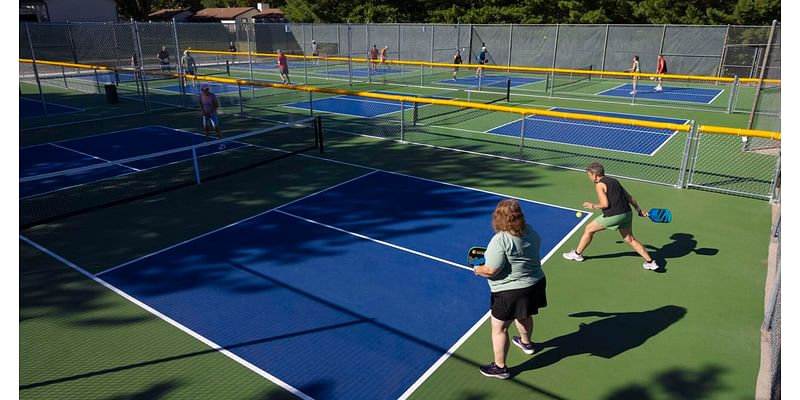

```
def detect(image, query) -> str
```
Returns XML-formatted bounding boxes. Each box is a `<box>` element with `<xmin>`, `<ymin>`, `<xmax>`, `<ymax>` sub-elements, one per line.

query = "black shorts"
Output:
<box><xmin>490</xmin><ymin>277</ymin><xmax>547</xmax><ymax>321</ymax></box>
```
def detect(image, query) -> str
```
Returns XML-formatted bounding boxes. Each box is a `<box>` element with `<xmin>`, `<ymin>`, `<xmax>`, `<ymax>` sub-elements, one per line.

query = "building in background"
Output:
<box><xmin>147</xmin><ymin>8</ymin><xmax>194</xmax><ymax>23</ymax></box>
<box><xmin>19</xmin><ymin>0</ymin><xmax>118</xmax><ymax>22</ymax></box>
<box><xmin>190</xmin><ymin>8</ymin><xmax>260</xmax><ymax>25</ymax></box>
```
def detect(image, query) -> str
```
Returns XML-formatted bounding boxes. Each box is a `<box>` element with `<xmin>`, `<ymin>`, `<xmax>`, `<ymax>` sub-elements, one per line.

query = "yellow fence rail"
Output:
<box><xmin>187</xmin><ymin>49</ymin><xmax>782</xmax><ymax>86</ymax></box>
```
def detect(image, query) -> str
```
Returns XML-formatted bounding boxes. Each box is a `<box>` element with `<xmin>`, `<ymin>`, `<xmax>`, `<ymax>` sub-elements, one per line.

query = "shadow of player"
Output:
<box><xmin>586</xmin><ymin>233</ymin><xmax>718</xmax><ymax>272</ymax></box>
<box><xmin>511</xmin><ymin>305</ymin><xmax>686</xmax><ymax>376</ymax></box>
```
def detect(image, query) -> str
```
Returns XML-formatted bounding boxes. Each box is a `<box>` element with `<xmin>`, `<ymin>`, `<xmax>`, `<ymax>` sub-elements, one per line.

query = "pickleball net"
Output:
<box><xmin>412</xmin><ymin>79</ymin><xmax>510</xmax><ymax>125</ymax></box>
<box><xmin>20</xmin><ymin>117</ymin><xmax>323</xmax><ymax>229</ymax></box>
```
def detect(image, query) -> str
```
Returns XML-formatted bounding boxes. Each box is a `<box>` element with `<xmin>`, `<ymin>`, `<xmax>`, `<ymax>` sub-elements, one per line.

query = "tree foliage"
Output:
<box><xmin>122</xmin><ymin>0</ymin><xmax>780</xmax><ymax>25</ymax></box>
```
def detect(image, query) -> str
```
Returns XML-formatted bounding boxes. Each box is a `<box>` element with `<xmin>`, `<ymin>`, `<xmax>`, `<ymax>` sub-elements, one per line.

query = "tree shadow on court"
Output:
<box><xmin>603</xmin><ymin>364</ymin><xmax>728</xmax><ymax>399</ymax></box>
<box><xmin>105</xmin><ymin>381</ymin><xmax>181</xmax><ymax>400</ymax></box>
<box><xmin>584</xmin><ymin>233</ymin><xmax>719</xmax><ymax>272</ymax></box>
<box><xmin>512</xmin><ymin>305</ymin><xmax>686</xmax><ymax>377</ymax></box>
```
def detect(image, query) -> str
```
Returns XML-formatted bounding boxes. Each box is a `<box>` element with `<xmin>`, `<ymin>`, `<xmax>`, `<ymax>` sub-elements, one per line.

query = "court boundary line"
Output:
<box><xmin>20</xmin><ymin>96</ymin><xmax>86</xmax><ymax>117</ymax></box>
<box><xmin>96</xmin><ymin>170</ymin><xmax>379</xmax><ymax>276</ymax></box>
<box><xmin>595</xmin><ymin>83</ymin><xmax>722</xmax><ymax>104</ymax></box>
<box><xmin>274</xmin><ymin>209</ymin><xmax>471</xmax><ymax>272</ymax></box>
<box><xmin>50</xmin><ymin>142</ymin><xmax>139</xmax><ymax>171</ymax></box>
<box><xmin>20</xmin><ymin>234</ymin><xmax>316</xmax><ymax>400</ymax></box>
<box><xmin>281</xmin><ymin>97</ymin><xmax>408</xmax><ymax>119</ymax></box>
<box><xmin>400</xmin><ymin>210</ymin><xmax>591</xmax><ymax>399</ymax></box>
<box><xmin>20</xmin><ymin>125</ymin><xmax>196</xmax><ymax>149</ymax></box>
<box><xmin>435</xmin><ymin>76</ymin><xmax>544</xmax><ymax>89</ymax></box>
<box><xmin>483</xmin><ymin>117</ymin><xmax>672</xmax><ymax>157</ymax></box>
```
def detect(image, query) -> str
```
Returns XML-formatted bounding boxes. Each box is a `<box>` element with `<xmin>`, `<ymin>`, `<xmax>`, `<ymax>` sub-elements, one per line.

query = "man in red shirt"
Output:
<box><xmin>655</xmin><ymin>54</ymin><xmax>667</xmax><ymax>92</ymax></box>
<box><xmin>276</xmin><ymin>49</ymin><xmax>291</xmax><ymax>85</ymax></box>
<box><xmin>369</xmin><ymin>45</ymin><xmax>379</xmax><ymax>71</ymax></box>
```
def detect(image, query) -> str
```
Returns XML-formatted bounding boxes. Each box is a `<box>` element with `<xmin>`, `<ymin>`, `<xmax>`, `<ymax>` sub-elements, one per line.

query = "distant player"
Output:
<box><xmin>369</xmin><ymin>44</ymin><xmax>379</xmax><ymax>71</ymax></box>
<box><xmin>157</xmin><ymin>46</ymin><xmax>170</xmax><ymax>72</ymax></box>
<box><xmin>476</xmin><ymin>45</ymin><xmax>488</xmax><ymax>78</ymax></box>
<box><xmin>625</xmin><ymin>55</ymin><xmax>640</xmax><ymax>95</ymax></box>
<box><xmin>181</xmin><ymin>49</ymin><xmax>197</xmax><ymax>87</ymax></box>
<box><xmin>228</xmin><ymin>41</ymin><xmax>237</xmax><ymax>52</ymax></box>
<box><xmin>379</xmin><ymin>46</ymin><xmax>389</xmax><ymax>69</ymax></box>
<box><xmin>311</xmin><ymin>39</ymin><xmax>320</xmax><ymax>66</ymax></box>
<box><xmin>562</xmin><ymin>162</ymin><xmax>659</xmax><ymax>271</ymax></box>
<box><xmin>452</xmin><ymin>49</ymin><xmax>463</xmax><ymax>80</ymax></box>
<box><xmin>198</xmin><ymin>84</ymin><xmax>223</xmax><ymax>145</ymax></box>
<box><xmin>655</xmin><ymin>54</ymin><xmax>667</xmax><ymax>92</ymax></box>
<box><xmin>276</xmin><ymin>49</ymin><xmax>291</xmax><ymax>85</ymax></box>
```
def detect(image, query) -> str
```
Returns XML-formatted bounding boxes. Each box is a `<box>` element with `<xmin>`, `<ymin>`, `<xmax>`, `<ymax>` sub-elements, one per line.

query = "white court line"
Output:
<box><xmin>274</xmin><ymin>210</ymin><xmax>472</xmax><ymax>272</ymax></box>
<box><xmin>20</xmin><ymin>234</ymin><xmax>315</xmax><ymax>400</ymax></box>
<box><xmin>96</xmin><ymin>170</ymin><xmax>379</xmax><ymax>276</ymax></box>
<box><xmin>399</xmin><ymin>210</ymin><xmax>592</xmax><ymax>400</ymax></box>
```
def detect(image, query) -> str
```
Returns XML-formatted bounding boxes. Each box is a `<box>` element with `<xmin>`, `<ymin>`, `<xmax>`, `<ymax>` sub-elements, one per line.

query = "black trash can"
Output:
<box><xmin>104</xmin><ymin>84</ymin><xmax>119</xmax><ymax>104</ymax></box>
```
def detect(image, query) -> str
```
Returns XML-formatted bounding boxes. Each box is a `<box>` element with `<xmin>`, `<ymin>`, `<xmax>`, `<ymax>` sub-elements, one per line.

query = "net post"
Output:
<box><xmin>315</xmin><ymin>115</ymin><xmax>324</xmax><ymax>154</ymax></box>
<box><xmin>171</xmin><ymin>18</ymin><xmax>186</xmax><ymax>109</ymax></box>
<box><xmin>677</xmin><ymin>121</ymin><xmax>695</xmax><ymax>188</ymax></box>
<box><xmin>191</xmin><ymin>146</ymin><xmax>202</xmax><ymax>184</ymax></box>
<box><xmin>726</xmin><ymin>75</ymin><xmax>738</xmax><ymax>114</ymax></box>
<box><xmin>61</xmin><ymin>66</ymin><xmax>68</xmax><ymax>88</ymax></box>
<box><xmin>93</xmin><ymin>69</ymin><xmax>101</xmax><ymax>94</ymax></box>
<box><xmin>400</xmin><ymin>99</ymin><xmax>405</xmax><ymax>142</ymax></box>
<box><xmin>25</xmin><ymin>23</ymin><xmax>48</xmax><ymax>117</ymax></box>
<box><xmin>506</xmin><ymin>78</ymin><xmax>511</xmax><ymax>102</ymax></box>
<box><xmin>308</xmin><ymin>90</ymin><xmax>314</xmax><ymax>116</ymax></box>
<box><xmin>226</xmin><ymin>60</ymin><xmax>230</xmax><ymax>76</ymax></box>
<box><xmin>238</xmin><ymin>82</ymin><xmax>243</xmax><ymax>115</ymax></box>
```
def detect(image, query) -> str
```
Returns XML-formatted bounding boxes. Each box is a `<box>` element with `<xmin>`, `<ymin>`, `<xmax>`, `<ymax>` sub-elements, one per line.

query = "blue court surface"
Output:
<box><xmin>20</xmin><ymin>126</ymin><xmax>244</xmax><ymax>198</ymax></box>
<box><xmin>488</xmin><ymin>107</ymin><xmax>688</xmax><ymax>155</ymax></box>
<box><xmin>154</xmin><ymin>81</ymin><xmax>275</xmax><ymax>95</ymax></box>
<box><xmin>597</xmin><ymin>84</ymin><xmax>723</xmax><ymax>104</ymax></box>
<box><xmin>74</xmin><ymin>71</ymin><xmax>168</xmax><ymax>84</ymax></box>
<box><xmin>438</xmin><ymin>75</ymin><xmax>544</xmax><ymax>88</ymax></box>
<box><xmin>325</xmin><ymin>67</ymin><xmax>400</xmax><ymax>77</ymax></box>
<box><xmin>283</xmin><ymin>94</ymin><xmax>409</xmax><ymax>117</ymax></box>
<box><xmin>96</xmin><ymin>170</ymin><xmax>588</xmax><ymax>400</ymax></box>
<box><xmin>20</xmin><ymin>97</ymin><xmax>83</xmax><ymax>118</ymax></box>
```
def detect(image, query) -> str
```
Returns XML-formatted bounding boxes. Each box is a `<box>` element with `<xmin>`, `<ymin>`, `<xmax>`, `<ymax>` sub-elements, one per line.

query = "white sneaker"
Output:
<box><xmin>655</xmin><ymin>86</ymin><xmax>663</xmax><ymax>92</ymax></box>
<box><xmin>563</xmin><ymin>250</ymin><xmax>584</xmax><ymax>262</ymax></box>
<box><xmin>643</xmin><ymin>260</ymin><xmax>659</xmax><ymax>270</ymax></box>
<box><xmin>629</xmin><ymin>90</ymin><xmax>637</xmax><ymax>95</ymax></box>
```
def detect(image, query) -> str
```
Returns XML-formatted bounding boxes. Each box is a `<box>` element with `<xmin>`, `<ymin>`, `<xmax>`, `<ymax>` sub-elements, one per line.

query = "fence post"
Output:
<box><xmin>518</xmin><ymin>114</ymin><xmax>526</xmax><ymax>160</ymax></box>
<box><xmin>685</xmin><ymin>124</ymin><xmax>704</xmax><ymax>189</ymax></box>
<box><xmin>246</xmin><ymin>23</ymin><xmax>255</xmax><ymax>99</ymax></box>
<box><xmin>658</xmin><ymin>24</ymin><xmax>667</xmax><ymax>55</ymax></box>
<box><xmin>400</xmin><ymin>99</ymin><xmax>405</xmax><ymax>142</ymax></box>
<box><xmin>66</xmin><ymin>21</ymin><xmax>79</xmax><ymax>64</ymax></box>
<box><xmin>716</xmin><ymin>24</ymin><xmax>731</xmax><ymax>78</ymax></box>
<box><xmin>25</xmin><ymin>23</ymin><xmax>48</xmax><ymax>117</ymax></box>
<box><xmin>132</xmin><ymin>20</ymin><xmax>150</xmax><ymax>112</ymax></box>
<box><xmin>399</xmin><ymin>24</ymin><xmax>403</xmax><ymax>81</ymax></box>
<box><xmin>303</xmin><ymin>23</ymin><xmax>309</xmax><ymax>85</ymax></box>
<box><xmin>726</xmin><ymin>75</ymin><xmax>738</xmax><ymax>114</ymax></box>
<box><xmin>507</xmin><ymin>24</ymin><xmax>513</xmax><ymax>73</ymax></box>
<box><xmin>747</xmin><ymin>19</ymin><xmax>778</xmax><ymax>129</ymax></box>
<box><xmin>600</xmin><ymin>24</ymin><xmax>609</xmax><ymax>78</ymax></box>
<box><xmin>111</xmin><ymin>22</ymin><xmax>121</xmax><ymax>73</ymax></box>
<box><xmin>347</xmin><ymin>21</ymin><xmax>353</xmax><ymax>85</ymax></box>
<box><xmin>548</xmin><ymin>24</ymin><xmax>560</xmax><ymax>97</ymax></box>
<box><xmin>677</xmin><ymin>121</ymin><xmax>695</xmax><ymax>188</ymax></box>
<box><xmin>367</xmin><ymin>22</ymin><xmax>372</xmax><ymax>84</ymax></box>
<box><xmin>768</xmin><ymin>152</ymin><xmax>781</xmax><ymax>203</ymax></box>
<box><xmin>172</xmin><ymin>19</ymin><xmax>186</xmax><ymax>108</ymax></box>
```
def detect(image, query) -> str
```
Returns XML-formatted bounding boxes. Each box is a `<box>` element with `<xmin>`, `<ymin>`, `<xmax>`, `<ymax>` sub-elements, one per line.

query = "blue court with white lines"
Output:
<box><xmin>487</xmin><ymin>108</ymin><xmax>688</xmax><ymax>155</ymax></box>
<box><xmin>20</xmin><ymin>126</ymin><xmax>243</xmax><ymax>198</ymax></box>
<box><xmin>597</xmin><ymin>84</ymin><xmax>723</xmax><ymax>104</ymax></box>
<box><xmin>93</xmin><ymin>170</ymin><xmax>588</xmax><ymax>400</ymax></box>
<box><xmin>439</xmin><ymin>75</ymin><xmax>543</xmax><ymax>88</ymax></box>
<box><xmin>20</xmin><ymin>97</ymin><xmax>83</xmax><ymax>118</ymax></box>
<box><xmin>282</xmin><ymin>91</ymin><xmax>447</xmax><ymax>118</ymax></box>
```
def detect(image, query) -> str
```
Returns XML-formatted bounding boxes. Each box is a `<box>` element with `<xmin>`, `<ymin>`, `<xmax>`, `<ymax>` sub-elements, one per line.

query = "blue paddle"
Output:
<box><xmin>648</xmin><ymin>208</ymin><xmax>672</xmax><ymax>223</ymax></box>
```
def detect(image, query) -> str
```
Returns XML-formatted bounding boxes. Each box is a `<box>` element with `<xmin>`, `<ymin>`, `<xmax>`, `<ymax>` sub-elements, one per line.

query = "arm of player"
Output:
<box><xmin>624</xmin><ymin>189</ymin><xmax>647</xmax><ymax>217</ymax></box>
<box><xmin>474</xmin><ymin>236</ymin><xmax>505</xmax><ymax>278</ymax></box>
<box><xmin>583</xmin><ymin>182</ymin><xmax>609</xmax><ymax>210</ymax></box>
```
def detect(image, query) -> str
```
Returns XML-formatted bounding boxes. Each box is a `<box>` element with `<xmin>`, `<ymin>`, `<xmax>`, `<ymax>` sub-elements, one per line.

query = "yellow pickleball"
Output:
<box><xmin>576</xmin><ymin>212</ymin><xmax>582</xmax><ymax>218</ymax></box>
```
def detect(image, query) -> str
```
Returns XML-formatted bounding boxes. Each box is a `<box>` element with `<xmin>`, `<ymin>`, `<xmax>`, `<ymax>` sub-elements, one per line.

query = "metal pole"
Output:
<box><xmin>66</xmin><ymin>21</ymin><xmax>79</xmax><ymax>64</ymax></box>
<box><xmin>133</xmin><ymin>20</ymin><xmax>150</xmax><ymax>112</ymax></box>
<box><xmin>518</xmin><ymin>114</ymin><xmax>526</xmax><ymax>160</ymax></box>
<box><xmin>658</xmin><ymin>24</ymin><xmax>667</xmax><ymax>55</ymax></box>
<box><xmin>548</xmin><ymin>24</ymin><xmax>560</xmax><ymax>97</ymax></box>
<box><xmin>367</xmin><ymin>23</ymin><xmax>372</xmax><ymax>84</ymax></box>
<box><xmin>61</xmin><ymin>66</ymin><xmax>68</xmax><ymax>88</ymax></box>
<box><xmin>238</xmin><ymin>82</ymin><xmax>243</xmax><ymax>114</ymax></box>
<box><xmin>716</xmin><ymin>25</ymin><xmax>731</xmax><ymax>78</ymax></box>
<box><xmin>246</xmin><ymin>23</ymin><xmax>255</xmax><ymax>99</ymax></box>
<box><xmin>677</xmin><ymin>121</ymin><xmax>696</xmax><ymax>188</ymax></box>
<box><xmin>507</xmin><ymin>24</ymin><xmax>513</xmax><ymax>72</ymax></box>
<box><xmin>399</xmin><ymin>24</ymin><xmax>403</xmax><ymax>81</ymax></box>
<box><xmin>347</xmin><ymin>21</ymin><xmax>353</xmax><ymax>85</ymax></box>
<box><xmin>726</xmin><ymin>76</ymin><xmax>738</xmax><ymax>113</ymax></box>
<box><xmin>111</xmin><ymin>22</ymin><xmax>121</xmax><ymax>72</ymax></box>
<box><xmin>172</xmin><ymin>19</ymin><xmax>186</xmax><ymax>108</ymax></box>
<box><xmin>192</xmin><ymin>147</ymin><xmax>202</xmax><ymax>184</ymax></box>
<box><xmin>767</xmin><ymin>152</ymin><xmax>781</xmax><ymax>202</ymax></box>
<box><xmin>747</xmin><ymin>19</ymin><xmax>777</xmax><ymax>129</ymax></box>
<box><xmin>430</xmin><ymin>24</ymin><xmax>435</xmax><ymax>65</ymax></box>
<box><xmin>400</xmin><ymin>99</ymin><xmax>405</xmax><ymax>142</ymax></box>
<box><xmin>25</xmin><ymin>23</ymin><xmax>48</xmax><ymax>117</ymax></box>
<box><xmin>600</xmin><ymin>24</ymin><xmax>610</xmax><ymax>78</ymax></box>
<box><xmin>303</xmin><ymin>23</ymin><xmax>308</xmax><ymax>84</ymax></box>
<box><xmin>308</xmin><ymin>90</ymin><xmax>314</xmax><ymax>116</ymax></box>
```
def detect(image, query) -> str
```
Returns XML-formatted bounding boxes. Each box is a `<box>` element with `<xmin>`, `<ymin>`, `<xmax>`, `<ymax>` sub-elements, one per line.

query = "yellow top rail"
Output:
<box><xmin>20</xmin><ymin>57</ymin><xmax>782</xmax><ymax>140</ymax></box>
<box><xmin>698</xmin><ymin>125</ymin><xmax>781</xmax><ymax>140</ymax></box>
<box><xmin>186</xmin><ymin>49</ymin><xmax>781</xmax><ymax>85</ymax></box>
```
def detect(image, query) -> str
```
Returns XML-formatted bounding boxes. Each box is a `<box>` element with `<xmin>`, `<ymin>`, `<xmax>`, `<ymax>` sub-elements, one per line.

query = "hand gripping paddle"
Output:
<box><xmin>648</xmin><ymin>208</ymin><xmax>672</xmax><ymax>223</ymax></box>
<box><xmin>467</xmin><ymin>246</ymin><xmax>486</xmax><ymax>267</ymax></box>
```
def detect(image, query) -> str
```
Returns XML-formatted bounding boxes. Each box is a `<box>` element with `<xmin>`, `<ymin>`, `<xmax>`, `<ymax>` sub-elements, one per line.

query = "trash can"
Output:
<box><xmin>104</xmin><ymin>84</ymin><xmax>119</xmax><ymax>104</ymax></box>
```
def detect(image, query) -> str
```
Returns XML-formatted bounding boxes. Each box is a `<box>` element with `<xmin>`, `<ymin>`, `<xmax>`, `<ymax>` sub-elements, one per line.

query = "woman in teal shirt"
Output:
<box><xmin>474</xmin><ymin>198</ymin><xmax>546</xmax><ymax>379</ymax></box>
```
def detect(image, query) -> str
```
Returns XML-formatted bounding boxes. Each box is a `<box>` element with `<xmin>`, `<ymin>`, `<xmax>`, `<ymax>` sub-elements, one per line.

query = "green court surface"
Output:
<box><xmin>20</xmin><ymin>65</ymin><xmax>774</xmax><ymax>399</ymax></box>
